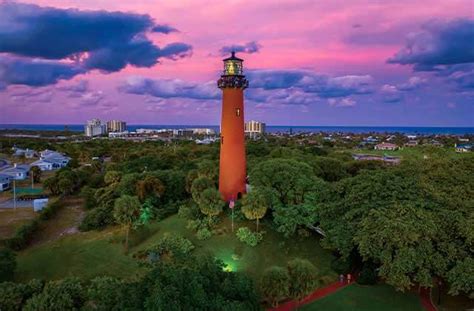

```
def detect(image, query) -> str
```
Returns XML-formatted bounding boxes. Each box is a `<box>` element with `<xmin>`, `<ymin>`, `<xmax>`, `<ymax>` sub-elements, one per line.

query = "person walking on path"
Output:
<box><xmin>347</xmin><ymin>273</ymin><xmax>352</xmax><ymax>284</ymax></box>
<box><xmin>339</xmin><ymin>274</ymin><xmax>345</xmax><ymax>284</ymax></box>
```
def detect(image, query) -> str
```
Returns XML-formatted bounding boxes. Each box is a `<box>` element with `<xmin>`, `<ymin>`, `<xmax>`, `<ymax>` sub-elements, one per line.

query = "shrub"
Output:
<box><xmin>260</xmin><ymin>266</ymin><xmax>290</xmax><ymax>308</ymax></box>
<box><xmin>196</xmin><ymin>228</ymin><xmax>212</xmax><ymax>240</ymax></box>
<box><xmin>0</xmin><ymin>248</ymin><xmax>16</xmax><ymax>282</ymax></box>
<box><xmin>331</xmin><ymin>256</ymin><xmax>352</xmax><ymax>275</ymax></box>
<box><xmin>143</xmin><ymin>234</ymin><xmax>194</xmax><ymax>263</ymax></box>
<box><xmin>6</xmin><ymin>219</ymin><xmax>40</xmax><ymax>251</ymax></box>
<box><xmin>357</xmin><ymin>262</ymin><xmax>378</xmax><ymax>285</ymax></box>
<box><xmin>79</xmin><ymin>206</ymin><xmax>114</xmax><ymax>231</ymax></box>
<box><xmin>236</xmin><ymin>227</ymin><xmax>263</xmax><ymax>247</ymax></box>
<box><xmin>38</xmin><ymin>199</ymin><xmax>62</xmax><ymax>221</ymax></box>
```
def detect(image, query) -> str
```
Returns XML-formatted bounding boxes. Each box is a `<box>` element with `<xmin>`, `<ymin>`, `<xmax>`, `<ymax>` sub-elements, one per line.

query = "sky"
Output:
<box><xmin>0</xmin><ymin>0</ymin><xmax>473</xmax><ymax>126</ymax></box>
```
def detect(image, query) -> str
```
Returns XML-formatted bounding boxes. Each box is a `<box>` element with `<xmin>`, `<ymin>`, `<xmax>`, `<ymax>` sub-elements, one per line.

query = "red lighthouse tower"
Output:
<box><xmin>218</xmin><ymin>52</ymin><xmax>249</xmax><ymax>202</ymax></box>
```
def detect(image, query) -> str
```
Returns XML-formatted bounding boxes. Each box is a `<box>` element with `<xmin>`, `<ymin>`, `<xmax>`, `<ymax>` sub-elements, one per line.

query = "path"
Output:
<box><xmin>419</xmin><ymin>287</ymin><xmax>437</xmax><ymax>311</ymax></box>
<box><xmin>268</xmin><ymin>279</ymin><xmax>354</xmax><ymax>311</ymax></box>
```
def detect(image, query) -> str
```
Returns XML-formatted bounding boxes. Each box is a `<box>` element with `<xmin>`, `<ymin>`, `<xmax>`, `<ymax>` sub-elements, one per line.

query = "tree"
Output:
<box><xmin>241</xmin><ymin>190</ymin><xmax>268</xmax><ymax>232</ymax></box>
<box><xmin>447</xmin><ymin>258</ymin><xmax>474</xmax><ymax>298</ymax></box>
<box><xmin>142</xmin><ymin>254</ymin><xmax>260</xmax><ymax>310</ymax></box>
<box><xmin>43</xmin><ymin>176</ymin><xmax>60</xmax><ymax>195</ymax></box>
<box><xmin>136</xmin><ymin>175</ymin><xmax>165</xmax><ymax>202</ymax></box>
<box><xmin>104</xmin><ymin>170</ymin><xmax>121</xmax><ymax>185</ymax></box>
<box><xmin>23</xmin><ymin>278</ymin><xmax>84</xmax><ymax>311</ymax></box>
<box><xmin>287</xmin><ymin>258</ymin><xmax>319</xmax><ymax>301</ymax></box>
<box><xmin>197</xmin><ymin>188</ymin><xmax>223</xmax><ymax>225</ymax></box>
<box><xmin>260</xmin><ymin>266</ymin><xmax>290</xmax><ymax>307</ymax></box>
<box><xmin>249</xmin><ymin>158</ymin><xmax>317</xmax><ymax>205</ymax></box>
<box><xmin>190</xmin><ymin>177</ymin><xmax>214</xmax><ymax>206</ymax></box>
<box><xmin>355</xmin><ymin>203</ymin><xmax>439</xmax><ymax>290</ymax></box>
<box><xmin>0</xmin><ymin>248</ymin><xmax>16</xmax><ymax>282</ymax></box>
<box><xmin>113</xmin><ymin>195</ymin><xmax>141</xmax><ymax>252</ymax></box>
<box><xmin>29</xmin><ymin>166</ymin><xmax>42</xmax><ymax>183</ymax></box>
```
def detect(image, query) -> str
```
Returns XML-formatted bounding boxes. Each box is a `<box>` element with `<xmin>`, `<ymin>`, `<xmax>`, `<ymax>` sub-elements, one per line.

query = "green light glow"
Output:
<box><xmin>223</xmin><ymin>261</ymin><xmax>236</xmax><ymax>272</ymax></box>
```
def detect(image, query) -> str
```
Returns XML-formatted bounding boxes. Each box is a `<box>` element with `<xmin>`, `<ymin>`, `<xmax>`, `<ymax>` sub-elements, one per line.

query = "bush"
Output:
<box><xmin>6</xmin><ymin>219</ymin><xmax>40</xmax><ymax>251</ymax></box>
<box><xmin>142</xmin><ymin>234</ymin><xmax>194</xmax><ymax>263</ymax></box>
<box><xmin>38</xmin><ymin>199</ymin><xmax>62</xmax><ymax>221</ymax></box>
<box><xmin>0</xmin><ymin>248</ymin><xmax>16</xmax><ymax>282</ymax></box>
<box><xmin>236</xmin><ymin>227</ymin><xmax>263</xmax><ymax>247</ymax></box>
<box><xmin>196</xmin><ymin>228</ymin><xmax>212</xmax><ymax>240</ymax></box>
<box><xmin>330</xmin><ymin>256</ymin><xmax>352</xmax><ymax>275</ymax></box>
<box><xmin>357</xmin><ymin>262</ymin><xmax>378</xmax><ymax>285</ymax></box>
<box><xmin>0</xmin><ymin>279</ymin><xmax>44</xmax><ymax>311</ymax></box>
<box><xmin>79</xmin><ymin>206</ymin><xmax>114</xmax><ymax>231</ymax></box>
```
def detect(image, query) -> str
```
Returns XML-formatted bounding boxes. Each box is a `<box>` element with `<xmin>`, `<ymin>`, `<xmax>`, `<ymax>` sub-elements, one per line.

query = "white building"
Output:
<box><xmin>0</xmin><ymin>174</ymin><xmax>11</xmax><ymax>192</ymax></box>
<box><xmin>32</xmin><ymin>150</ymin><xmax>70</xmax><ymax>171</ymax></box>
<box><xmin>12</xmin><ymin>147</ymin><xmax>36</xmax><ymax>158</ymax></box>
<box><xmin>106</xmin><ymin>120</ymin><xmax>127</xmax><ymax>133</ymax></box>
<box><xmin>0</xmin><ymin>164</ymin><xmax>30</xmax><ymax>180</ymax></box>
<box><xmin>244</xmin><ymin>120</ymin><xmax>266</xmax><ymax>139</ymax></box>
<box><xmin>85</xmin><ymin>118</ymin><xmax>106</xmax><ymax>137</ymax></box>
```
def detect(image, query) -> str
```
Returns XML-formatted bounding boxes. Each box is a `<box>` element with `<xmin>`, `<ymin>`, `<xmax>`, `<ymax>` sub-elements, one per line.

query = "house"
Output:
<box><xmin>374</xmin><ymin>143</ymin><xmax>398</xmax><ymax>151</ymax></box>
<box><xmin>12</xmin><ymin>147</ymin><xmax>37</xmax><ymax>158</ymax></box>
<box><xmin>0</xmin><ymin>164</ymin><xmax>30</xmax><ymax>180</ymax></box>
<box><xmin>455</xmin><ymin>143</ymin><xmax>473</xmax><ymax>153</ymax></box>
<box><xmin>30</xmin><ymin>159</ymin><xmax>54</xmax><ymax>171</ymax></box>
<box><xmin>32</xmin><ymin>150</ymin><xmax>71</xmax><ymax>170</ymax></box>
<box><xmin>352</xmin><ymin>154</ymin><xmax>401</xmax><ymax>165</ymax></box>
<box><xmin>0</xmin><ymin>174</ymin><xmax>11</xmax><ymax>192</ymax></box>
<box><xmin>405</xmin><ymin>140</ymin><xmax>418</xmax><ymax>147</ymax></box>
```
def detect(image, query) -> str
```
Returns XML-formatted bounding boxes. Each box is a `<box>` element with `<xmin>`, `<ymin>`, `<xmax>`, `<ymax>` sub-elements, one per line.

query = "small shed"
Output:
<box><xmin>33</xmin><ymin>198</ymin><xmax>49</xmax><ymax>212</ymax></box>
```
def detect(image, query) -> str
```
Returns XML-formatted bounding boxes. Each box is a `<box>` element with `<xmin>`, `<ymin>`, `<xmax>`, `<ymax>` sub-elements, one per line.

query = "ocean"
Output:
<box><xmin>0</xmin><ymin>124</ymin><xmax>473</xmax><ymax>135</ymax></box>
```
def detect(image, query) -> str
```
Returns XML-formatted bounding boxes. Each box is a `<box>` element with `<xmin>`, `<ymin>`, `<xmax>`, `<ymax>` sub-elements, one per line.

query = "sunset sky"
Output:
<box><xmin>0</xmin><ymin>0</ymin><xmax>473</xmax><ymax>126</ymax></box>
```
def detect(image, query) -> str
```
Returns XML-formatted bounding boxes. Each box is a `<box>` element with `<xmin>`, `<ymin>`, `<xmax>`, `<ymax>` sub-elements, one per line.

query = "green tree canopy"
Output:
<box><xmin>113</xmin><ymin>195</ymin><xmax>142</xmax><ymax>252</ymax></box>
<box><xmin>241</xmin><ymin>189</ymin><xmax>268</xmax><ymax>232</ymax></box>
<box><xmin>287</xmin><ymin>258</ymin><xmax>319</xmax><ymax>301</ymax></box>
<box><xmin>260</xmin><ymin>266</ymin><xmax>290</xmax><ymax>308</ymax></box>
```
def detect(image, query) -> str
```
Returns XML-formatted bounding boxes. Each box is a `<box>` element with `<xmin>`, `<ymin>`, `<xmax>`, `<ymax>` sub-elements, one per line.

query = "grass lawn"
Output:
<box><xmin>0</xmin><ymin>208</ymin><xmax>37</xmax><ymax>239</ymax></box>
<box><xmin>16</xmin><ymin>230</ymin><xmax>143</xmax><ymax>282</ymax></box>
<box><xmin>133</xmin><ymin>214</ymin><xmax>337</xmax><ymax>283</ymax></box>
<box><xmin>16</xmin><ymin>213</ymin><xmax>337</xmax><ymax>285</ymax></box>
<box><xmin>300</xmin><ymin>284</ymin><xmax>424</xmax><ymax>311</ymax></box>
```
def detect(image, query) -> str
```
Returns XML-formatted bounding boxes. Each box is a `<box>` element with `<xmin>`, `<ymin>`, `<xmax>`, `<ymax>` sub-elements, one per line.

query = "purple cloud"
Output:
<box><xmin>0</xmin><ymin>2</ymin><xmax>192</xmax><ymax>87</ymax></box>
<box><xmin>220</xmin><ymin>41</ymin><xmax>262</xmax><ymax>55</ymax></box>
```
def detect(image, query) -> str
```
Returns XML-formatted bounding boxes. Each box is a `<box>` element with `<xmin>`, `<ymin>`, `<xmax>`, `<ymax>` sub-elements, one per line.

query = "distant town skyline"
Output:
<box><xmin>0</xmin><ymin>1</ymin><xmax>473</xmax><ymax>126</ymax></box>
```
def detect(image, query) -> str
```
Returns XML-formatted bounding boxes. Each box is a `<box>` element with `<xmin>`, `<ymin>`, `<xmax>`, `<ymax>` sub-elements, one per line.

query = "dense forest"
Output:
<box><xmin>0</xmin><ymin>135</ymin><xmax>472</xmax><ymax>309</ymax></box>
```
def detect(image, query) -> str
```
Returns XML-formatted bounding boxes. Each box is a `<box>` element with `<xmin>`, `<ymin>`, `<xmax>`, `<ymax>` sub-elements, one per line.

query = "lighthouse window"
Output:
<box><xmin>236</xmin><ymin>108</ymin><xmax>241</xmax><ymax>117</ymax></box>
<box><xmin>221</xmin><ymin>136</ymin><xmax>224</xmax><ymax>144</ymax></box>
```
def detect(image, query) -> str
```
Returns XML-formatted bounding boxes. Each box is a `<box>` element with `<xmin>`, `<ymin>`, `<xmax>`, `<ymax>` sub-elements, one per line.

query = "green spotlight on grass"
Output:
<box><xmin>223</xmin><ymin>261</ymin><xmax>236</xmax><ymax>272</ymax></box>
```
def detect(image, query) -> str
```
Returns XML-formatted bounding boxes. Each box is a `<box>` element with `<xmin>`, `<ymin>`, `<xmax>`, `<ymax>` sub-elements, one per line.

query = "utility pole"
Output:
<box><xmin>13</xmin><ymin>179</ymin><xmax>16</xmax><ymax>211</ymax></box>
<box><xmin>31</xmin><ymin>170</ymin><xmax>34</xmax><ymax>189</ymax></box>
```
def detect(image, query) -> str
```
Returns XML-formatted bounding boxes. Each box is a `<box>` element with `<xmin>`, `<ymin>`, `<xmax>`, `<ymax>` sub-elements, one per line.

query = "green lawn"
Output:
<box><xmin>16</xmin><ymin>229</ymin><xmax>143</xmax><ymax>281</ymax></box>
<box><xmin>16</xmin><ymin>214</ymin><xmax>337</xmax><ymax>284</ymax></box>
<box><xmin>300</xmin><ymin>284</ymin><xmax>424</xmax><ymax>311</ymax></box>
<box><xmin>134</xmin><ymin>214</ymin><xmax>337</xmax><ymax>282</ymax></box>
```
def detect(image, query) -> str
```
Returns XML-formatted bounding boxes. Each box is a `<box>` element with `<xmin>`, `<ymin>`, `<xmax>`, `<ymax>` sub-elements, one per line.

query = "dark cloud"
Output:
<box><xmin>220</xmin><ymin>41</ymin><xmax>262</xmax><ymax>55</ymax></box>
<box><xmin>388</xmin><ymin>19</ymin><xmax>474</xmax><ymax>69</ymax></box>
<box><xmin>247</xmin><ymin>70</ymin><xmax>374</xmax><ymax>98</ymax></box>
<box><xmin>380</xmin><ymin>84</ymin><xmax>403</xmax><ymax>103</ymax></box>
<box><xmin>119</xmin><ymin>76</ymin><xmax>219</xmax><ymax>100</ymax></box>
<box><xmin>152</xmin><ymin>24</ymin><xmax>178</xmax><ymax>34</ymax></box>
<box><xmin>0</xmin><ymin>55</ymin><xmax>83</xmax><ymax>87</ymax></box>
<box><xmin>0</xmin><ymin>2</ymin><xmax>192</xmax><ymax>87</ymax></box>
<box><xmin>119</xmin><ymin>69</ymin><xmax>374</xmax><ymax>108</ymax></box>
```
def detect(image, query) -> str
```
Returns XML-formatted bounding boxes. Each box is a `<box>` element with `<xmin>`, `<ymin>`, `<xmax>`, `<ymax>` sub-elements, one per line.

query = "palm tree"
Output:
<box><xmin>113</xmin><ymin>195</ymin><xmax>141</xmax><ymax>252</ymax></box>
<box><xmin>242</xmin><ymin>190</ymin><xmax>268</xmax><ymax>232</ymax></box>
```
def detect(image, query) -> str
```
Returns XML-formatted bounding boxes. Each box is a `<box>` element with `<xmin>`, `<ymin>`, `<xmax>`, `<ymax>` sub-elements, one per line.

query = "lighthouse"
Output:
<box><xmin>218</xmin><ymin>52</ymin><xmax>249</xmax><ymax>202</ymax></box>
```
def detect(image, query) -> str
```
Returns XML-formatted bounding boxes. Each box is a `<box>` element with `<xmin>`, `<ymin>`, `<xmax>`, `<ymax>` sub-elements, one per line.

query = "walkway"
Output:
<box><xmin>268</xmin><ymin>279</ymin><xmax>354</xmax><ymax>311</ymax></box>
<box><xmin>269</xmin><ymin>282</ymin><xmax>437</xmax><ymax>311</ymax></box>
<box><xmin>419</xmin><ymin>287</ymin><xmax>437</xmax><ymax>311</ymax></box>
